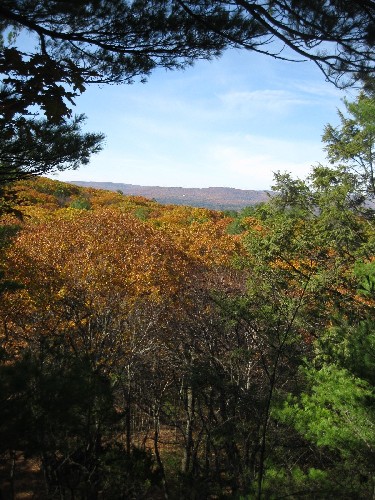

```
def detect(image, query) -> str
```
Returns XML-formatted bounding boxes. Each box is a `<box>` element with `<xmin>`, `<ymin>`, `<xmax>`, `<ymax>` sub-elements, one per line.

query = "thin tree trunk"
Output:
<box><xmin>181</xmin><ymin>384</ymin><xmax>195</xmax><ymax>475</ymax></box>
<box><xmin>154</xmin><ymin>410</ymin><xmax>169</xmax><ymax>499</ymax></box>
<box><xmin>9</xmin><ymin>450</ymin><xmax>16</xmax><ymax>500</ymax></box>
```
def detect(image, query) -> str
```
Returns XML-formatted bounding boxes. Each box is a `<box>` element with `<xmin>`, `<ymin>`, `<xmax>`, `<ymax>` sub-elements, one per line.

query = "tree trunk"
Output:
<box><xmin>154</xmin><ymin>409</ymin><xmax>169</xmax><ymax>499</ymax></box>
<box><xmin>181</xmin><ymin>384</ymin><xmax>195</xmax><ymax>475</ymax></box>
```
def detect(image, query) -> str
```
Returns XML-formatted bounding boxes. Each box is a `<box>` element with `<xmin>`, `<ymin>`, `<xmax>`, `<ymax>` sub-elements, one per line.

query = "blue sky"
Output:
<box><xmin>52</xmin><ymin>48</ymin><xmax>352</xmax><ymax>190</ymax></box>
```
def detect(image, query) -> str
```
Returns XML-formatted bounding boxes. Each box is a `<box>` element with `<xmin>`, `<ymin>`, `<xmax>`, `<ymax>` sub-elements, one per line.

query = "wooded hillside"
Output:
<box><xmin>68</xmin><ymin>181</ymin><xmax>272</xmax><ymax>211</ymax></box>
<box><xmin>1</xmin><ymin>96</ymin><xmax>375</xmax><ymax>497</ymax></box>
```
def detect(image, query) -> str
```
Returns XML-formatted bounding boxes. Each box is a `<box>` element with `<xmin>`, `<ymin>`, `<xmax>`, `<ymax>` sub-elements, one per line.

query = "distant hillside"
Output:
<box><xmin>69</xmin><ymin>181</ymin><xmax>271</xmax><ymax>211</ymax></box>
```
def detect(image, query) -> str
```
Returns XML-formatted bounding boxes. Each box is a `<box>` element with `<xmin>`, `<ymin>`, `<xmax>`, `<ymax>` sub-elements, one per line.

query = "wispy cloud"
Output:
<box><xmin>206</xmin><ymin>134</ymin><xmax>323</xmax><ymax>188</ymax></box>
<box><xmin>290</xmin><ymin>80</ymin><xmax>344</xmax><ymax>99</ymax></box>
<box><xmin>218</xmin><ymin>89</ymin><xmax>307</xmax><ymax>108</ymax></box>
<box><xmin>218</xmin><ymin>89</ymin><xmax>309</xmax><ymax>113</ymax></box>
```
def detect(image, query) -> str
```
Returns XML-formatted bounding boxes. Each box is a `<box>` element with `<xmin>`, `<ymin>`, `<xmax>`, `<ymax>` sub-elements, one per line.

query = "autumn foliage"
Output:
<box><xmin>0</xmin><ymin>171</ymin><xmax>374</xmax><ymax>498</ymax></box>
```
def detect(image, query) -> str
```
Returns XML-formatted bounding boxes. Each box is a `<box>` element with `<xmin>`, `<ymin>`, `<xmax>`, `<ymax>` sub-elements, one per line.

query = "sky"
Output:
<box><xmin>51</xmin><ymin>48</ymin><xmax>353</xmax><ymax>190</ymax></box>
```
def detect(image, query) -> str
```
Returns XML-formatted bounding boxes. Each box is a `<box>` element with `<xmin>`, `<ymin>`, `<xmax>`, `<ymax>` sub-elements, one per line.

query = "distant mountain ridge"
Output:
<box><xmin>69</xmin><ymin>181</ymin><xmax>271</xmax><ymax>211</ymax></box>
